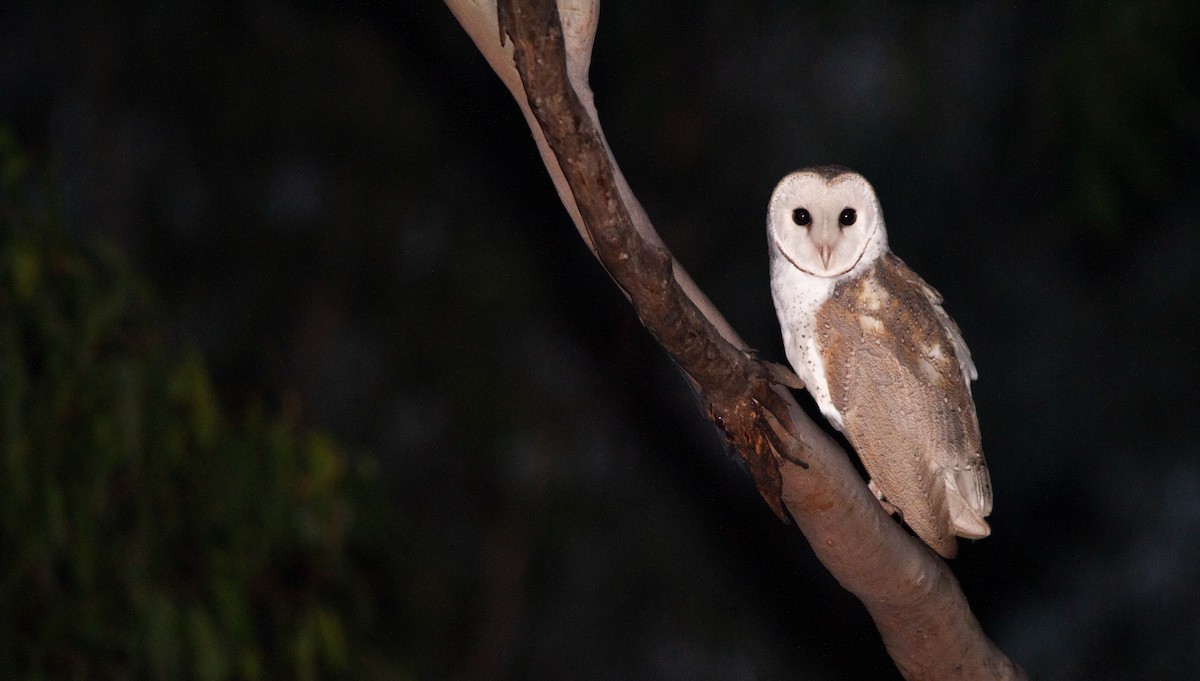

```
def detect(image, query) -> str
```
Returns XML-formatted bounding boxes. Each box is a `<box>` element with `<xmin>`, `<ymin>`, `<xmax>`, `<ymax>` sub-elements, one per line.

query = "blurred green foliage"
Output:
<box><xmin>0</xmin><ymin>134</ymin><xmax>415</xmax><ymax>680</ymax></box>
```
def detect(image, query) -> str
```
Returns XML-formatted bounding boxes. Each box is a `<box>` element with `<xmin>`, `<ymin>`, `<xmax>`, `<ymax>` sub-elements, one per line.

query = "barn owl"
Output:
<box><xmin>767</xmin><ymin>166</ymin><xmax>991</xmax><ymax>558</ymax></box>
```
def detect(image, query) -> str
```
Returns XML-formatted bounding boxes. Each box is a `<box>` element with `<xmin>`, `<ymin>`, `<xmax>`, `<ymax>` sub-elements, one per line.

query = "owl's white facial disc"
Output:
<box><xmin>768</xmin><ymin>168</ymin><xmax>888</xmax><ymax>278</ymax></box>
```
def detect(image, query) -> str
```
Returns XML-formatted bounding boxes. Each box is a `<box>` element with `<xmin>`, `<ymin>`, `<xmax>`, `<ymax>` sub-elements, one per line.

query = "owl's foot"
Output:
<box><xmin>750</xmin><ymin>381</ymin><xmax>809</xmax><ymax>469</ymax></box>
<box><xmin>868</xmin><ymin>480</ymin><xmax>899</xmax><ymax>516</ymax></box>
<box><xmin>762</xmin><ymin>359</ymin><xmax>804</xmax><ymax>390</ymax></box>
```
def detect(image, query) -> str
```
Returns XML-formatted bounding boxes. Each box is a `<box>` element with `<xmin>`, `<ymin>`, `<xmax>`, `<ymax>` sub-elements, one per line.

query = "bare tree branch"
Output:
<box><xmin>444</xmin><ymin>1</ymin><xmax>1027</xmax><ymax>678</ymax></box>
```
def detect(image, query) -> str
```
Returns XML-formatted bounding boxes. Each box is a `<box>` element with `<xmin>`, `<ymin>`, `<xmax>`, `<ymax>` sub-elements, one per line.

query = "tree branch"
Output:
<box><xmin>444</xmin><ymin>1</ymin><xmax>1027</xmax><ymax>678</ymax></box>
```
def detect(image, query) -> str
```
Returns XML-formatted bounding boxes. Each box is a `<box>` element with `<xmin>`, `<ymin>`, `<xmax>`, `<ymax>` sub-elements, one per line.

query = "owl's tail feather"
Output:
<box><xmin>913</xmin><ymin>462</ymin><xmax>959</xmax><ymax>558</ymax></box>
<box><xmin>946</xmin><ymin>482</ymin><xmax>992</xmax><ymax>540</ymax></box>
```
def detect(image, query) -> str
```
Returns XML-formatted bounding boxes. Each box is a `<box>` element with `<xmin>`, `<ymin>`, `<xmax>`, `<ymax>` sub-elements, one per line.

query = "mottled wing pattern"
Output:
<box><xmin>907</xmin><ymin>265</ymin><xmax>979</xmax><ymax>386</ymax></box>
<box><xmin>816</xmin><ymin>254</ymin><xmax>991</xmax><ymax>557</ymax></box>
<box><xmin>887</xmin><ymin>257</ymin><xmax>993</xmax><ymax>522</ymax></box>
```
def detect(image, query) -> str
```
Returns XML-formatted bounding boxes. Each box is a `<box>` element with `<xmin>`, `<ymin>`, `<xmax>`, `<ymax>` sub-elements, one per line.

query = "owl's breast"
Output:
<box><xmin>769</xmin><ymin>251</ymin><xmax>844</xmax><ymax>429</ymax></box>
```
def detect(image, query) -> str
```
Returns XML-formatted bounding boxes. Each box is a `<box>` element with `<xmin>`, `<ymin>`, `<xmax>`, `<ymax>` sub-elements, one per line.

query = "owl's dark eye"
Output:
<box><xmin>839</xmin><ymin>208</ymin><xmax>857</xmax><ymax>226</ymax></box>
<box><xmin>792</xmin><ymin>208</ymin><xmax>811</xmax><ymax>226</ymax></box>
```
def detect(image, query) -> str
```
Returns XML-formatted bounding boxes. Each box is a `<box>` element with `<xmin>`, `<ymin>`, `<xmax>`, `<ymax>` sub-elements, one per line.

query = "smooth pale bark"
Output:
<box><xmin>444</xmin><ymin>1</ymin><xmax>1026</xmax><ymax>678</ymax></box>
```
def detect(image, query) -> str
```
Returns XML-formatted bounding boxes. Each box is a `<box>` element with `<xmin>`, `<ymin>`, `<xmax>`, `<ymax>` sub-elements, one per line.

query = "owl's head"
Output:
<box><xmin>767</xmin><ymin>167</ymin><xmax>888</xmax><ymax>278</ymax></box>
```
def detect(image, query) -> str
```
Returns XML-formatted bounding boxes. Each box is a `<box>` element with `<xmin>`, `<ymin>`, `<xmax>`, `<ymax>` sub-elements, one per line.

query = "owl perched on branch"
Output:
<box><xmin>768</xmin><ymin>167</ymin><xmax>992</xmax><ymax>558</ymax></box>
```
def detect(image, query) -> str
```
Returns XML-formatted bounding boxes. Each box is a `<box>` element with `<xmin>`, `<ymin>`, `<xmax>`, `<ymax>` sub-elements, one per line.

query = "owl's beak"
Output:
<box><xmin>818</xmin><ymin>245</ymin><xmax>833</xmax><ymax>269</ymax></box>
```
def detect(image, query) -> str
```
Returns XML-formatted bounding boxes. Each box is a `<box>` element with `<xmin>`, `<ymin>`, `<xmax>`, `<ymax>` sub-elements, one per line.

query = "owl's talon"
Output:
<box><xmin>764</xmin><ymin>360</ymin><xmax>805</xmax><ymax>390</ymax></box>
<box><xmin>868</xmin><ymin>479</ymin><xmax>899</xmax><ymax>516</ymax></box>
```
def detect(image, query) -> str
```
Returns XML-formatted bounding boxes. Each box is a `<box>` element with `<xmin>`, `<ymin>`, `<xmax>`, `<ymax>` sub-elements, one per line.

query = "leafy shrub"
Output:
<box><xmin>0</xmin><ymin>134</ymin><xmax>413</xmax><ymax>681</ymax></box>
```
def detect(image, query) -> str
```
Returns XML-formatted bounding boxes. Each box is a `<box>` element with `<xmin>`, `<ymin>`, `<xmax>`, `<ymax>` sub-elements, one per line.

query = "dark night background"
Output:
<box><xmin>2</xmin><ymin>1</ymin><xmax>1199</xmax><ymax>679</ymax></box>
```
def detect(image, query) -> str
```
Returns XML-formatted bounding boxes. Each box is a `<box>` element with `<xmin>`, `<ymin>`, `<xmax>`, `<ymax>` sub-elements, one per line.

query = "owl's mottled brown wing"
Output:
<box><xmin>816</xmin><ymin>254</ymin><xmax>991</xmax><ymax>558</ymax></box>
